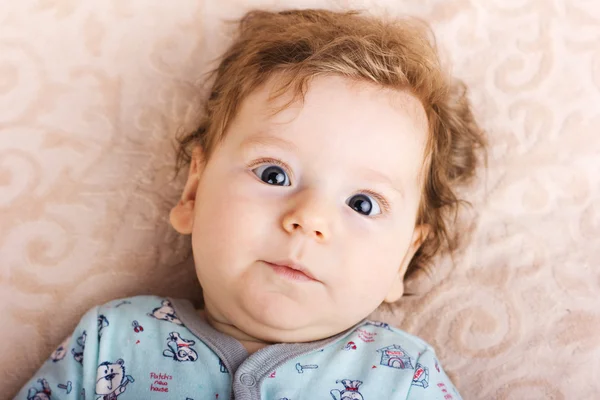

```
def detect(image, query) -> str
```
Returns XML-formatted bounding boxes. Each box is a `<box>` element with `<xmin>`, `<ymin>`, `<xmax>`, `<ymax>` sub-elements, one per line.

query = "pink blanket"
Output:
<box><xmin>2</xmin><ymin>1</ymin><xmax>599</xmax><ymax>398</ymax></box>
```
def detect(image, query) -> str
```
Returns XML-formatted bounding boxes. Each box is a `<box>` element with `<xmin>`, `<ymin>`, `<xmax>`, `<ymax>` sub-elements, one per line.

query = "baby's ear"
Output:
<box><xmin>170</xmin><ymin>146</ymin><xmax>205</xmax><ymax>234</ymax></box>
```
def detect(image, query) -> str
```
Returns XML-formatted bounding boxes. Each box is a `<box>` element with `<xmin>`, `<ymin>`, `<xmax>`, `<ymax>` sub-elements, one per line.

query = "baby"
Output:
<box><xmin>16</xmin><ymin>8</ymin><xmax>485</xmax><ymax>400</ymax></box>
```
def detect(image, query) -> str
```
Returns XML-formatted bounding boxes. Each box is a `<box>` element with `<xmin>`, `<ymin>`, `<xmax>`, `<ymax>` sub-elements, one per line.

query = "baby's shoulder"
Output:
<box><xmin>95</xmin><ymin>295</ymin><xmax>189</xmax><ymax>330</ymax></box>
<box><xmin>352</xmin><ymin>319</ymin><xmax>435</xmax><ymax>355</ymax></box>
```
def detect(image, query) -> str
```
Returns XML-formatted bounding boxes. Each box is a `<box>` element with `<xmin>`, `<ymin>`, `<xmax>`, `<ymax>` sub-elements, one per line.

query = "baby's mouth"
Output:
<box><xmin>262</xmin><ymin>260</ymin><xmax>319</xmax><ymax>282</ymax></box>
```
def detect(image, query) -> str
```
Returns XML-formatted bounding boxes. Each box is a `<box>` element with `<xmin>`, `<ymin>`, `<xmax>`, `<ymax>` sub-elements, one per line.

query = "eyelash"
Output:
<box><xmin>358</xmin><ymin>189</ymin><xmax>391</xmax><ymax>215</ymax></box>
<box><xmin>247</xmin><ymin>157</ymin><xmax>293</xmax><ymax>180</ymax></box>
<box><xmin>247</xmin><ymin>157</ymin><xmax>391</xmax><ymax>215</ymax></box>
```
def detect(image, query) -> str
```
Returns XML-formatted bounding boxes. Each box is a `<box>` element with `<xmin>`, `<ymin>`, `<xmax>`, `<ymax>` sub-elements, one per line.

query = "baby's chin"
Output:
<box><xmin>234</xmin><ymin>294</ymin><xmax>358</xmax><ymax>343</ymax></box>
<box><xmin>238</xmin><ymin>314</ymin><xmax>342</xmax><ymax>344</ymax></box>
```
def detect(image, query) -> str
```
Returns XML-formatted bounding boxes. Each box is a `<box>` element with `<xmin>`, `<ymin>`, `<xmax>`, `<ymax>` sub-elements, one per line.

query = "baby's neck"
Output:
<box><xmin>238</xmin><ymin>340</ymin><xmax>269</xmax><ymax>354</ymax></box>
<box><xmin>196</xmin><ymin>309</ymin><xmax>270</xmax><ymax>354</ymax></box>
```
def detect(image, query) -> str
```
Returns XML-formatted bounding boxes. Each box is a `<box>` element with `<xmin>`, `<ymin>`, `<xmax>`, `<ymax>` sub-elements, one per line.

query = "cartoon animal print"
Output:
<box><xmin>330</xmin><ymin>380</ymin><xmax>364</xmax><ymax>400</ymax></box>
<box><xmin>72</xmin><ymin>331</ymin><xmax>87</xmax><ymax>364</ymax></box>
<box><xmin>148</xmin><ymin>300</ymin><xmax>182</xmax><ymax>325</ymax></box>
<box><xmin>98</xmin><ymin>315</ymin><xmax>109</xmax><ymax>337</ymax></box>
<box><xmin>50</xmin><ymin>335</ymin><xmax>70</xmax><ymax>362</ymax></box>
<box><xmin>342</xmin><ymin>341</ymin><xmax>357</xmax><ymax>351</ymax></box>
<box><xmin>95</xmin><ymin>359</ymin><xmax>135</xmax><ymax>400</ymax></box>
<box><xmin>163</xmin><ymin>332</ymin><xmax>198</xmax><ymax>362</ymax></box>
<box><xmin>27</xmin><ymin>378</ymin><xmax>52</xmax><ymax>400</ymax></box>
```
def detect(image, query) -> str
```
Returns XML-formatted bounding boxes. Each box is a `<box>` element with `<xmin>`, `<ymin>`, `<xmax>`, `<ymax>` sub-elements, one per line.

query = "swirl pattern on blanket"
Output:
<box><xmin>2</xmin><ymin>0</ymin><xmax>599</xmax><ymax>398</ymax></box>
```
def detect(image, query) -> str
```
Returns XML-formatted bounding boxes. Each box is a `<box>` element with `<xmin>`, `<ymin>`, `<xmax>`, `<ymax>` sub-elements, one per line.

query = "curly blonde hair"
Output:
<box><xmin>176</xmin><ymin>9</ymin><xmax>486</xmax><ymax>282</ymax></box>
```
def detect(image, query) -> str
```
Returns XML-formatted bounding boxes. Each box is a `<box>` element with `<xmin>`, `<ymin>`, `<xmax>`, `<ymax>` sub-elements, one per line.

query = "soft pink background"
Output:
<box><xmin>2</xmin><ymin>0</ymin><xmax>599</xmax><ymax>398</ymax></box>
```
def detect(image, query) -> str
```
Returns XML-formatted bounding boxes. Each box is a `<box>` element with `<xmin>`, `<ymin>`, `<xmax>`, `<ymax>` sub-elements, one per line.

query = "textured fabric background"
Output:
<box><xmin>1</xmin><ymin>0</ymin><xmax>599</xmax><ymax>398</ymax></box>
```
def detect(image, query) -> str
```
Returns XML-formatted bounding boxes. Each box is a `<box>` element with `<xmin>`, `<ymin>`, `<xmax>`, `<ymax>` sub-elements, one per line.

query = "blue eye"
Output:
<box><xmin>346</xmin><ymin>193</ymin><xmax>382</xmax><ymax>216</ymax></box>
<box><xmin>252</xmin><ymin>164</ymin><xmax>291</xmax><ymax>186</ymax></box>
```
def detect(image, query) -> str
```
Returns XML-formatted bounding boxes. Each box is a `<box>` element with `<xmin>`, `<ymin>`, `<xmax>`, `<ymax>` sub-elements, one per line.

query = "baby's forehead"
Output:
<box><xmin>233</xmin><ymin>75</ymin><xmax>428</xmax><ymax>154</ymax></box>
<box><xmin>252</xmin><ymin>74</ymin><xmax>427</xmax><ymax>127</ymax></box>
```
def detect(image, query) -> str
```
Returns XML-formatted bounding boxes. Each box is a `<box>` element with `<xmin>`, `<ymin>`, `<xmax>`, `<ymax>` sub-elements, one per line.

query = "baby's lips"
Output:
<box><xmin>264</xmin><ymin>259</ymin><xmax>319</xmax><ymax>282</ymax></box>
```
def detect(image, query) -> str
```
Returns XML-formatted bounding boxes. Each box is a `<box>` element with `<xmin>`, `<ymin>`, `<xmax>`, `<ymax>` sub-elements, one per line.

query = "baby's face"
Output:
<box><xmin>174</xmin><ymin>75</ymin><xmax>429</xmax><ymax>343</ymax></box>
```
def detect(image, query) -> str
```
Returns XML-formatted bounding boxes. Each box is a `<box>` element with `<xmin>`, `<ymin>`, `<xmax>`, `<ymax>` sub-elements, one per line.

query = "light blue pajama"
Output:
<box><xmin>16</xmin><ymin>295</ymin><xmax>461</xmax><ymax>400</ymax></box>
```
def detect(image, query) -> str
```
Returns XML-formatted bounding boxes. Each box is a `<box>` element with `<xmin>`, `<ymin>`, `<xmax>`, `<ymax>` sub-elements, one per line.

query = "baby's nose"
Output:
<box><xmin>282</xmin><ymin>189</ymin><xmax>335</xmax><ymax>242</ymax></box>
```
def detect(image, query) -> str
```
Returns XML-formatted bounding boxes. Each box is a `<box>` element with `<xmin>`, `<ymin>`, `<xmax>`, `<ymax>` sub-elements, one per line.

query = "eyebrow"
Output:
<box><xmin>360</xmin><ymin>167</ymin><xmax>405</xmax><ymax>198</ymax></box>
<box><xmin>239</xmin><ymin>133</ymin><xmax>297</xmax><ymax>152</ymax></box>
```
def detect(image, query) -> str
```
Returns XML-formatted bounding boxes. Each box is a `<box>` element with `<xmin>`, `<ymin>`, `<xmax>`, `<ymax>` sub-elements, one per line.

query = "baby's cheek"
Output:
<box><xmin>360</xmin><ymin>271</ymin><xmax>389</xmax><ymax>297</ymax></box>
<box><xmin>334</xmin><ymin>266</ymin><xmax>385</xmax><ymax>306</ymax></box>
<box><xmin>195</xmin><ymin>183</ymin><xmax>245</xmax><ymax>235</ymax></box>
<box><xmin>352</xmin><ymin>254</ymin><xmax>400</xmax><ymax>295</ymax></box>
